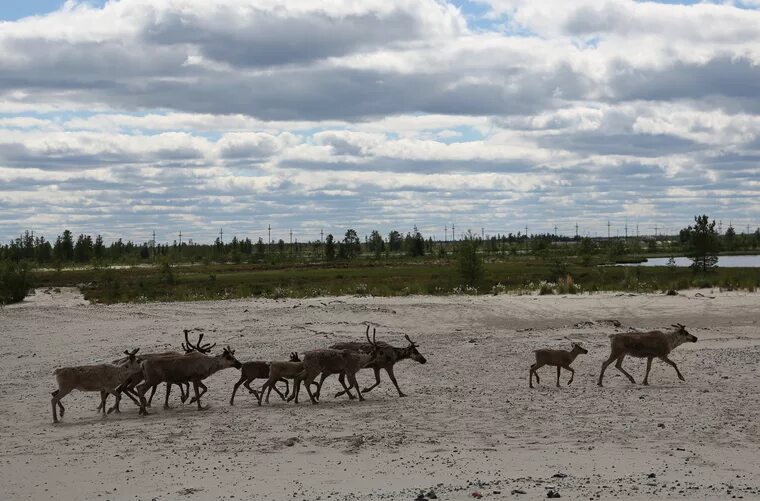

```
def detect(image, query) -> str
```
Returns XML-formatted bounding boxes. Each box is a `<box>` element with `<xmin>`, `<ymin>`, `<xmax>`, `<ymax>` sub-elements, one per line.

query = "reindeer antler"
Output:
<box><xmin>404</xmin><ymin>334</ymin><xmax>419</xmax><ymax>347</ymax></box>
<box><xmin>123</xmin><ymin>347</ymin><xmax>140</xmax><ymax>359</ymax></box>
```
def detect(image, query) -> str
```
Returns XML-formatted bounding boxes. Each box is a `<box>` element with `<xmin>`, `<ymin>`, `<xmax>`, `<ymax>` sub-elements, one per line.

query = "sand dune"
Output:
<box><xmin>1</xmin><ymin>289</ymin><xmax>759</xmax><ymax>500</ymax></box>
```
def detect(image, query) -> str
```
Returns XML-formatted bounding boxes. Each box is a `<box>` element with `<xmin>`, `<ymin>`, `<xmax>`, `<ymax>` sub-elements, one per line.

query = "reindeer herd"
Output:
<box><xmin>50</xmin><ymin>323</ymin><xmax>697</xmax><ymax>424</ymax></box>
<box><xmin>50</xmin><ymin>326</ymin><xmax>427</xmax><ymax>423</ymax></box>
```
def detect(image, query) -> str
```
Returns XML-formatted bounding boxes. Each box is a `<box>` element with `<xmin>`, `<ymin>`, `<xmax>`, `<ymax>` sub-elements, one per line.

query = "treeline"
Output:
<box><xmin>2</xmin><ymin>223</ymin><xmax>760</xmax><ymax>268</ymax></box>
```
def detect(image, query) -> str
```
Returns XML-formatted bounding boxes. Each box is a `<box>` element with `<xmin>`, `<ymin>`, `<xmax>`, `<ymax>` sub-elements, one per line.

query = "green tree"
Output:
<box><xmin>342</xmin><ymin>229</ymin><xmax>361</xmax><ymax>259</ymax></box>
<box><xmin>388</xmin><ymin>230</ymin><xmax>402</xmax><ymax>252</ymax></box>
<box><xmin>368</xmin><ymin>230</ymin><xmax>385</xmax><ymax>258</ymax></box>
<box><xmin>93</xmin><ymin>235</ymin><xmax>105</xmax><ymax>260</ymax></box>
<box><xmin>683</xmin><ymin>215</ymin><xmax>719</xmax><ymax>272</ymax></box>
<box><xmin>324</xmin><ymin>234</ymin><xmax>336</xmax><ymax>260</ymax></box>
<box><xmin>457</xmin><ymin>234</ymin><xmax>483</xmax><ymax>286</ymax></box>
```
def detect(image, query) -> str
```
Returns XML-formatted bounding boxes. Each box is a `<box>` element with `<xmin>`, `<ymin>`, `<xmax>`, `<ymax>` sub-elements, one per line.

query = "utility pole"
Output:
<box><xmin>320</xmin><ymin>228</ymin><xmax>324</xmax><ymax>243</ymax></box>
<box><xmin>452</xmin><ymin>223</ymin><xmax>455</xmax><ymax>241</ymax></box>
<box><xmin>654</xmin><ymin>224</ymin><xmax>658</xmax><ymax>239</ymax></box>
<box><xmin>607</xmin><ymin>220</ymin><xmax>611</xmax><ymax>240</ymax></box>
<box><xmin>575</xmin><ymin>223</ymin><xmax>579</xmax><ymax>239</ymax></box>
<box><xmin>554</xmin><ymin>225</ymin><xmax>558</xmax><ymax>238</ymax></box>
<box><xmin>481</xmin><ymin>227</ymin><xmax>485</xmax><ymax>240</ymax></box>
<box><xmin>268</xmin><ymin>224</ymin><xmax>271</xmax><ymax>252</ymax></box>
<box><xmin>152</xmin><ymin>230</ymin><xmax>156</xmax><ymax>259</ymax></box>
<box><xmin>219</xmin><ymin>228</ymin><xmax>223</xmax><ymax>244</ymax></box>
<box><xmin>178</xmin><ymin>231</ymin><xmax>182</xmax><ymax>246</ymax></box>
<box><xmin>444</xmin><ymin>225</ymin><xmax>448</xmax><ymax>242</ymax></box>
<box><xmin>525</xmin><ymin>224</ymin><xmax>529</xmax><ymax>253</ymax></box>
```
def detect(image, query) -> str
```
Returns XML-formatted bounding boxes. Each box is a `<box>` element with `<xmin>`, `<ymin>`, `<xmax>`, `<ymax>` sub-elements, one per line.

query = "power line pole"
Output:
<box><xmin>320</xmin><ymin>228</ymin><xmax>324</xmax><ymax>243</ymax></box>
<box><xmin>554</xmin><ymin>225</ymin><xmax>558</xmax><ymax>238</ymax></box>
<box><xmin>152</xmin><ymin>230</ymin><xmax>156</xmax><ymax>259</ymax></box>
<box><xmin>575</xmin><ymin>223</ymin><xmax>579</xmax><ymax>239</ymax></box>
<box><xmin>481</xmin><ymin>227</ymin><xmax>485</xmax><ymax>240</ymax></box>
<box><xmin>444</xmin><ymin>225</ymin><xmax>448</xmax><ymax>243</ymax></box>
<box><xmin>525</xmin><ymin>224</ymin><xmax>529</xmax><ymax>253</ymax></box>
<box><xmin>452</xmin><ymin>223</ymin><xmax>455</xmax><ymax>241</ymax></box>
<box><xmin>219</xmin><ymin>228</ymin><xmax>223</xmax><ymax>244</ymax></box>
<box><xmin>268</xmin><ymin>224</ymin><xmax>271</xmax><ymax>252</ymax></box>
<box><xmin>607</xmin><ymin>220</ymin><xmax>611</xmax><ymax>240</ymax></box>
<box><xmin>178</xmin><ymin>231</ymin><xmax>182</xmax><ymax>246</ymax></box>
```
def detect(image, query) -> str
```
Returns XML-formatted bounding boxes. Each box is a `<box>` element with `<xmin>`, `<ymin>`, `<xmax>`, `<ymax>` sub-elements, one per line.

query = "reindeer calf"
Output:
<box><xmin>529</xmin><ymin>343</ymin><xmax>588</xmax><ymax>388</ymax></box>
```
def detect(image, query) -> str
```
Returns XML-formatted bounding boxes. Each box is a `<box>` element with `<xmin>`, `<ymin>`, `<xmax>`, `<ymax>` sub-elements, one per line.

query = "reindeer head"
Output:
<box><xmin>222</xmin><ymin>346</ymin><xmax>242</xmax><ymax>369</ymax></box>
<box><xmin>403</xmin><ymin>334</ymin><xmax>427</xmax><ymax>364</ymax></box>
<box><xmin>672</xmin><ymin>323</ymin><xmax>697</xmax><ymax>343</ymax></box>
<box><xmin>570</xmin><ymin>342</ymin><xmax>588</xmax><ymax>355</ymax></box>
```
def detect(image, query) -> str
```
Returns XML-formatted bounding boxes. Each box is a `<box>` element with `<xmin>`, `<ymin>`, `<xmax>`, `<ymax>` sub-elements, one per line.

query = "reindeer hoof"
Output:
<box><xmin>398</xmin><ymin>393</ymin><xmax>407</xmax><ymax>397</ymax></box>
<box><xmin>642</xmin><ymin>381</ymin><xmax>649</xmax><ymax>386</ymax></box>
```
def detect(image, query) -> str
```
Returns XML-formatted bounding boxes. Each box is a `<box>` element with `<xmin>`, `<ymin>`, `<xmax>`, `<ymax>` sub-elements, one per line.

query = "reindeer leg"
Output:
<box><xmin>244</xmin><ymin>378</ymin><xmax>262</xmax><ymax>400</ymax></box>
<box><xmin>106</xmin><ymin>389</ymin><xmax>121</xmax><ymax>415</ymax></box>
<box><xmin>192</xmin><ymin>381</ymin><xmax>208</xmax><ymax>410</ymax></box>
<box><xmin>135</xmin><ymin>381</ymin><xmax>151</xmax><ymax>416</ymax></box>
<box><xmin>361</xmin><ymin>368</ymin><xmax>382</xmax><ymax>394</ymax></box>
<box><xmin>385</xmin><ymin>366</ymin><xmax>406</xmax><ymax>397</ymax></box>
<box><xmin>177</xmin><ymin>383</ymin><xmax>186</xmax><ymax>403</ymax></box>
<box><xmin>303</xmin><ymin>375</ymin><xmax>318</xmax><ymax>405</ymax></box>
<box><xmin>335</xmin><ymin>373</ymin><xmax>348</xmax><ymax>397</ymax></box>
<box><xmin>347</xmin><ymin>372</ymin><xmax>364</xmax><ymax>401</ymax></box>
<box><xmin>659</xmin><ymin>356</ymin><xmax>686</xmax><ymax>382</ymax></box>
<box><xmin>188</xmin><ymin>381</ymin><xmax>207</xmax><ymax>404</ymax></box>
<box><xmin>267</xmin><ymin>380</ymin><xmax>284</xmax><ymax>401</ymax></box>
<box><xmin>164</xmin><ymin>383</ymin><xmax>173</xmax><ymax>409</ymax></box>
<box><xmin>529</xmin><ymin>363</ymin><xmax>542</xmax><ymax>388</ymax></box>
<box><xmin>642</xmin><ymin>357</ymin><xmax>654</xmax><ymax>385</ymax></box>
<box><xmin>98</xmin><ymin>390</ymin><xmax>107</xmax><ymax>413</ymax></box>
<box><xmin>614</xmin><ymin>355</ymin><xmax>636</xmax><ymax>384</ymax></box>
<box><xmin>598</xmin><ymin>354</ymin><xmax>616</xmax><ymax>386</ymax></box>
<box><xmin>146</xmin><ymin>384</ymin><xmax>158</xmax><ymax>407</ymax></box>
<box><xmin>51</xmin><ymin>387</ymin><xmax>70</xmax><ymax>423</ymax></box>
<box><xmin>278</xmin><ymin>378</ymin><xmax>290</xmax><ymax>399</ymax></box>
<box><xmin>564</xmin><ymin>365</ymin><xmax>575</xmax><ymax>385</ymax></box>
<box><xmin>230</xmin><ymin>375</ymin><xmax>245</xmax><ymax>406</ymax></box>
<box><xmin>556</xmin><ymin>366</ymin><xmax>561</xmax><ymax>387</ymax></box>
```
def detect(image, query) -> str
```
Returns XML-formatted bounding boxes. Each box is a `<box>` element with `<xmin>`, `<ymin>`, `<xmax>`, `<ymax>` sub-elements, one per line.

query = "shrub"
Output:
<box><xmin>0</xmin><ymin>262</ymin><xmax>32</xmax><ymax>304</ymax></box>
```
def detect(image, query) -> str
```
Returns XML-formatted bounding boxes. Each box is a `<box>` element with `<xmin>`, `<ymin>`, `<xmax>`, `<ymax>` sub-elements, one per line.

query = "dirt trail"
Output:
<box><xmin>1</xmin><ymin>289</ymin><xmax>759</xmax><ymax>500</ymax></box>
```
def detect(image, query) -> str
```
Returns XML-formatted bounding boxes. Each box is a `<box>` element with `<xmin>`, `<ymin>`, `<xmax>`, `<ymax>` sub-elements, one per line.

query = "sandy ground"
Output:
<box><xmin>1</xmin><ymin>288</ymin><xmax>759</xmax><ymax>500</ymax></box>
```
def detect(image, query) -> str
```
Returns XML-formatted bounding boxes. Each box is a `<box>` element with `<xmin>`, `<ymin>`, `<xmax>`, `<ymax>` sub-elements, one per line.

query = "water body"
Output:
<box><xmin>621</xmin><ymin>255</ymin><xmax>760</xmax><ymax>268</ymax></box>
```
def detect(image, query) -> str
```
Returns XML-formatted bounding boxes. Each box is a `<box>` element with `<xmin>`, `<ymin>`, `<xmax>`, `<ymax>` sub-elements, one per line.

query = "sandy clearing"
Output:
<box><xmin>1</xmin><ymin>289</ymin><xmax>759</xmax><ymax>500</ymax></box>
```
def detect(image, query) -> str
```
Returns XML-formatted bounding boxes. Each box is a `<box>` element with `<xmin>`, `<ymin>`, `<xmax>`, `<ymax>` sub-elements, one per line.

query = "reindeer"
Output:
<box><xmin>51</xmin><ymin>348</ymin><xmax>142</xmax><ymax>423</ymax></box>
<box><xmin>289</xmin><ymin>327</ymin><xmax>380</xmax><ymax>404</ymax></box>
<box><xmin>134</xmin><ymin>334</ymin><xmax>241</xmax><ymax>414</ymax></box>
<box><xmin>230</xmin><ymin>352</ymin><xmax>300</xmax><ymax>405</ymax></box>
<box><xmin>257</xmin><ymin>353</ymin><xmax>308</xmax><ymax>405</ymax></box>
<box><xmin>108</xmin><ymin>330</ymin><xmax>214</xmax><ymax>412</ymax></box>
<box><xmin>598</xmin><ymin>323</ymin><xmax>698</xmax><ymax>386</ymax></box>
<box><xmin>529</xmin><ymin>342</ymin><xmax>588</xmax><ymax>388</ymax></box>
<box><xmin>330</xmin><ymin>330</ymin><xmax>427</xmax><ymax>398</ymax></box>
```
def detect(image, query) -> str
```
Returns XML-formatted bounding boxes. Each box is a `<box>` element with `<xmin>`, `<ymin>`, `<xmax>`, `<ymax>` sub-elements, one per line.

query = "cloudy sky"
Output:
<box><xmin>1</xmin><ymin>0</ymin><xmax>759</xmax><ymax>244</ymax></box>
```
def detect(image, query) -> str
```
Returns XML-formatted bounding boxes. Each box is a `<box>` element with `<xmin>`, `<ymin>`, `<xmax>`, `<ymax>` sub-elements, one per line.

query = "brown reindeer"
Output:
<box><xmin>51</xmin><ymin>348</ymin><xmax>142</xmax><ymax>423</ymax></box>
<box><xmin>330</xmin><ymin>331</ymin><xmax>427</xmax><ymax>398</ymax></box>
<box><xmin>134</xmin><ymin>334</ymin><xmax>241</xmax><ymax>414</ymax></box>
<box><xmin>529</xmin><ymin>343</ymin><xmax>588</xmax><ymax>388</ymax></box>
<box><xmin>289</xmin><ymin>327</ymin><xmax>380</xmax><ymax>404</ymax></box>
<box><xmin>230</xmin><ymin>352</ymin><xmax>300</xmax><ymax>405</ymax></box>
<box><xmin>109</xmin><ymin>330</ymin><xmax>213</xmax><ymax>411</ymax></box>
<box><xmin>598</xmin><ymin>323</ymin><xmax>698</xmax><ymax>386</ymax></box>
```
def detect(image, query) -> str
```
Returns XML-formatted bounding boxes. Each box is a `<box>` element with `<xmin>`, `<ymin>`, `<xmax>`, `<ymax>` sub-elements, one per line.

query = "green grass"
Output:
<box><xmin>27</xmin><ymin>257</ymin><xmax>760</xmax><ymax>304</ymax></box>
